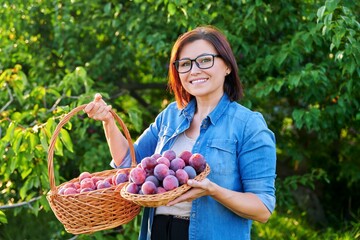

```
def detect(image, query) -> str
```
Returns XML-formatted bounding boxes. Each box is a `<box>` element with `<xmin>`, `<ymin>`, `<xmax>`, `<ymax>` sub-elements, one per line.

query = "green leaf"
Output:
<box><xmin>45</xmin><ymin>117</ymin><xmax>56</xmax><ymax>134</ymax></box>
<box><xmin>9</xmin><ymin>154</ymin><xmax>19</xmax><ymax>173</ymax></box>
<box><xmin>46</xmin><ymin>88</ymin><xmax>61</xmax><ymax>98</ymax></box>
<box><xmin>0</xmin><ymin>211</ymin><xmax>7</xmax><ymax>224</ymax></box>
<box><xmin>168</xmin><ymin>3</ymin><xmax>176</xmax><ymax>15</ymax></box>
<box><xmin>288</xmin><ymin>74</ymin><xmax>301</xmax><ymax>88</ymax></box>
<box><xmin>104</xmin><ymin>3</ymin><xmax>111</xmax><ymax>15</ymax></box>
<box><xmin>54</xmin><ymin>136</ymin><xmax>63</xmax><ymax>156</ymax></box>
<box><xmin>21</xmin><ymin>168</ymin><xmax>32</xmax><ymax>179</ymax></box>
<box><xmin>292</xmin><ymin>109</ymin><xmax>305</xmax><ymax>129</ymax></box>
<box><xmin>12</xmin><ymin>129</ymin><xmax>24</xmax><ymax>155</ymax></box>
<box><xmin>28</xmin><ymin>132</ymin><xmax>39</xmax><ymax>149</ymax></box>
<box><xmin>19</xmin><ymin>178</ymin><xmax>32</xmax><ymax>200</ymax></box>
<box><xmin>39</xmin><ymin>128</ymin><xmax>49</xmax><ymax>151</ymax></box>
<box><xmin>128</xmin><ymin>108</ymin><xmax>143</xmax><ymax>132</ymax></box>
<box><xmin>317</xmin><ymin>6</ymin><xmax>326</xmax><ymax>20</ymax></box>
<box><xmin>325</xmin><ymin>0</ymin><xmax>340</xmax><ymax>12</ymax></box>
<box><xmin>274</xmin><ymin>80</ymin><xmax>284</xmax><ymax>92</ymax></box>
<box><xmin>324</xmin><ymin>13</ymin><xmax>333</xmax><ymax>28</ymax></box>
<box><xmin>59</xmin><ymin>129</ymin><xmax>74</xmax><ymax>152</ymax></box>
<box><xmin>39</xmin><ymin>195</ymin><xmax>50</xmax><ymax>211</ymax></box>
<box><xmin>276</xmin><ymin>52</ymin><xmax>288</xmax><ymax>67</ymax></box>
<box><xmin>3</xmin><ymin>122</ymin><xmax>16</xmax><ymax>142</ymax></box>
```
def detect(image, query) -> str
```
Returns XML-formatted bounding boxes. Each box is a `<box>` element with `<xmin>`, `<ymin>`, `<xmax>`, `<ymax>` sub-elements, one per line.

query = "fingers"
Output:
<box><xmin>84</xmin><ymin>93</ymin><xmax>113</xmax><ymax>122</ymax></box>
<box><xmin>94</xmin><ymin>93</ymin><xmax>108</xmax><ymax>105</ymax></box>
<box><xmin>167</xmin><ymin>180</ymin><xmax>207</xmax><ymax>206</ymax></box>
<box><xmin>84</xmin><ymin>93</ymin><xmax>104</xmax><ymax>113</ymax></box>
<box><xmin>91</xmin><ymin>105</ymin><xmax>112</xmax><ymax>121</ymax></box>
<box><xmin>94</xmin><ymin>93</ymin><xmax>102</xmax><ymax>101</ymax></box>
<box><xmin>167</xmin><ymin>191</ymin><xmax>193</xmax><ymax>206</ymax></box>
<box><xmin>84</xmin><ymin>102</ymin><xmax>95</xmax><ymax>113</ymax></box>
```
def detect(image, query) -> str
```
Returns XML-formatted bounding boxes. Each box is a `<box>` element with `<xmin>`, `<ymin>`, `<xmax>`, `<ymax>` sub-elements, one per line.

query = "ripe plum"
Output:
<box><xmin>58</xmin><ymin>187</ymin><xmax>66</xmax><ymax>195</ymax></box>
<box><xmin>141</xmin><ymin>156</ymin><xmax>157</xmax><ymax>173</ymax></box>
<box><xmin>163</xmin><ymin>175</ymin><xmax>179</xmax><ymax>191</ymax></box>
<box><xmin>157</xmin><ymin>187</ymin><xmax>167</xmax><ymax>193</ymax></box>
<box><xmin>115</xmin><ymin>173</ymin><xmax>129</xmax><ymax>185</ymax></box>
<box><xmin>170</xmin><ymin>157</ymin><xmax>185</xmax><ymax>172</ymax></box>
<box><xmin>80</xmin><ymin>178</ymin><xmax>95</xmax><ymax>190</ymax></box>
<box><xmin>79</xmin><ymin>172</ymin><xmax>92</xmax><ymax>182</ymax></box>
<box><xmin>130</xmin><ymin>167</ymin><xmax>146</xmax><ymax>185</ymax></box>
<box><xmin>91</xmin><ymin>176</ymin><xmax>102</xmax><ymax>186</ymax></box>
<box><xmin>154</xmin><ymin>163</ymin><xmax>170</xmax><ymax>181</ymax></box>
<box><xmin>80</xmin><ymin>188</ymin><xmax>93</xmax><ymax>193</ymax></box>
<box><xmin>151</xmin><ymin>153</ymin><xmax>162</xmax><ymax>160</ymax></box>
<box><xmin>178</xmin><ymin>150</ymin><xmax>192</xmax><ymax>165</ymax></box>
<box><xmin>126</xmin><ymin>182</ymin><xmax>140</xmax><ymax>194</ymax></box>
<box><xmin>97</xmin><ymin>180</ymin><xmax>112</xmax><ymax>189</ymax></box>
<box><xmin>145</xmin><ymin>175</ymin><xmax>160</xmax><ymax>187</ymax></box>
<box><xmin>63</xmin><ymin>182</ymin><xmax>76</xmax><ymax>189</ymax></box>
<box><xmin>183</xmin><ymin>166</ymin><xmax>197</xmax><ymax>179</ymax></box>
<box><xmin>162</xmin><ymin>150</ymin><xmax>176</xmax><ymax>161</ymax></box>
<box><xmin>175</xmin><ymin>169</ymin><xmax>189</xmax><ymax>185</ymax></box>
<box><xmin>189</xmin><ymin>153</ymin><xmax>206</xmax><ymax>173</ymax></box>
<box><xmin>156</xmin><ymin>156</ymin><xmax>170</xmax><ymax>167</ymax></box>
<box><xmin>141</xmin><ymin>181</ymin><xmax>157</xmax><ymax>195</ymax></box>
<box><xmin>64</xmin><ymin>187</ymin><xmax>77</xmax><ymax>195</ymax></box>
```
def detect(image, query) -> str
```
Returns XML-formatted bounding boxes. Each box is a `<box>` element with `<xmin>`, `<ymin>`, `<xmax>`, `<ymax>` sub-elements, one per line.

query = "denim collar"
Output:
<box><xmin>180</xmin><ymin>93</ymin><xmax>231</xmax><ymax>126</ymax></box>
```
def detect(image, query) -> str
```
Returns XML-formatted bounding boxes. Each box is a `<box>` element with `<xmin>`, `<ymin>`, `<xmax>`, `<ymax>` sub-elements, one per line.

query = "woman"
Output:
<box><xmin>85</xmin><ymin>25</ymin><xmax>276</xmax><ymax>240</ymax></box>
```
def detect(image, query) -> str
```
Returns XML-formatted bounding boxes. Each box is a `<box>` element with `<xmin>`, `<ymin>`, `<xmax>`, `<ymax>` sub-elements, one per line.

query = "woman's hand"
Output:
<box><xmin>84</xmin><ymin>93</ymin><xmax>113</xmax><ymax>123</ymax></box>
<box><xmin>167</xmin><ymin>177</ymin><xmax>271</xmax><ymax>222</ymax></box>
<box><xmin>166</xmin><ymin>178</ymin><xmax>214</xmax><ymax>206</ymax></box>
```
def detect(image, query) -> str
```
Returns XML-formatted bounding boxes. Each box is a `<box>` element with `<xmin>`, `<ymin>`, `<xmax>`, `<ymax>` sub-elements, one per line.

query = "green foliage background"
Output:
<box><xmin>0</xmin><ymin>0</ymin><xmax>359</xmax><ymax>239</ymax></box>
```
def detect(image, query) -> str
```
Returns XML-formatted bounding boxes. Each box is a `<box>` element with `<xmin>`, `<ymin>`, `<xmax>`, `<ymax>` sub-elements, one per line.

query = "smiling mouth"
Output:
<box><xmin>190</xmin><ymin>78</ymin><xmax>208</xmax><ymax>84</ymax></box>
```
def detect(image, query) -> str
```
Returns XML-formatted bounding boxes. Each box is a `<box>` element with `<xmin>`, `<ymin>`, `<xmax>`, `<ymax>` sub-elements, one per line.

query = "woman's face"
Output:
<box><xmin>178</xmin><ymin>40</ymin><xmax>229</xmax><ymax>101</ymax></box>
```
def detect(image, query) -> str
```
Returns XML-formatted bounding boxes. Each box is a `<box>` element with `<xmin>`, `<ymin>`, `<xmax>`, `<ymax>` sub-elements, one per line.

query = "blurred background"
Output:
<box><xmin>0</xmin><ymin>0</ymin><xmax>359</xmax><ymax>239</ymax></box>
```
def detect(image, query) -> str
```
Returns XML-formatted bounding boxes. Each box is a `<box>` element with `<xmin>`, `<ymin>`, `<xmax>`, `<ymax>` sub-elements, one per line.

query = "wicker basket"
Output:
<box><xmin>120</xmin><ymin>164</ymin><xmax>211</xmax><ymax>207</ymax></box>
<box><xmin>46</xmin><ymin>104</ymin><xmax>141</xmax><ymax>235</ymax></box>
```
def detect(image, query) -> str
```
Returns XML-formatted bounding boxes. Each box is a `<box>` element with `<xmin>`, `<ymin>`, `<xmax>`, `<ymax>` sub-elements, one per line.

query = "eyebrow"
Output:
<box><xmin>178</xmin><ymin>53</ymin><xmax>217</xmax><ymax>61</ymax></box>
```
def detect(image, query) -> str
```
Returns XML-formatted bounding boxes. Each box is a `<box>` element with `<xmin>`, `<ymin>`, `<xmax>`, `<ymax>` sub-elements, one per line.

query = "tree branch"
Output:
<box><xmin>0</xmin><ymin>84</ymin><xmax>14</xmax><ymax>113</ymax></box>
<box><xmin>0</xmin><ymin>196</ymin><xmax>42</xmax><ymax>210</ymax></box>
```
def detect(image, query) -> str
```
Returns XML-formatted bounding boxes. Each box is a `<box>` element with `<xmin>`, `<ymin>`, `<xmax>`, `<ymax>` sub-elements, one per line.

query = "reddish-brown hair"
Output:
<box><xmin>168</xmin><ymin>25</ymin><xmax>243</xmax><ymax>108</ymax></box>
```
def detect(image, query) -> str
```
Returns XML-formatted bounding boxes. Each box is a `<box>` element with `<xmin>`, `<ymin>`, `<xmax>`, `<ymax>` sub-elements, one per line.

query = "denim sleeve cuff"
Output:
<box><xmin>255</xmin><ymin>193</ymin><xmax>276</xmax><ymax>213</ymax></box>
<box><xmin>109</xmin><ymin>149</ymin><xmax>132</xmax><ymax>169</ymax></box>
<box><xmin>242</xmin><ymin>177</ymin><xmax>276</xmax><ymax>213</ymax></box>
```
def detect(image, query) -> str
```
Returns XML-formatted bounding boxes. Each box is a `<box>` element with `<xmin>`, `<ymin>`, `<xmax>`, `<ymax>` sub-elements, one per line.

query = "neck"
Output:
<box><xmin>195</xmin><ymin>94</ymin><xmax>222</xmax><ymax>120</ymax></box>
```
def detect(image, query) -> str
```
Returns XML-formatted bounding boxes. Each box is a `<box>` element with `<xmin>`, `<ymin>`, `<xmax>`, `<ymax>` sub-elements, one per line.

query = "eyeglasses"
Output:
<box><xmin>173</xmin><ymin>54</ymin><xmax>220</xmax><ymax>73</ymax></box>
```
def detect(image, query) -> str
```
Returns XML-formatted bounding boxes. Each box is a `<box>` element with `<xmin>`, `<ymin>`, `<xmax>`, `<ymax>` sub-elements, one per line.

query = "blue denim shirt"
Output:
<box><xmin>115</xmin><ymin>93</ymin><xmax>276</xmax><ymax>240</ymax></box>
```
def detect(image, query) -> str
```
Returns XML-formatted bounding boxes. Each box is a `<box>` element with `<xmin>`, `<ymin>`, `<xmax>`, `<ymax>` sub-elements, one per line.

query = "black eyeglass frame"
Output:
<box><xmin>173</xmin><ymin>54</ymin><xmax>221</xmax><ymax>73</ymax></box>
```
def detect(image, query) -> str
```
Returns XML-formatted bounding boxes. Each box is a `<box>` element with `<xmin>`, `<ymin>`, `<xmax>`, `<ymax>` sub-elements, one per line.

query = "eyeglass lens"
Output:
<box><xmin>175</xmin><ymin>54</ymin><xmax>216</xmax><ymax>73</ymax></box>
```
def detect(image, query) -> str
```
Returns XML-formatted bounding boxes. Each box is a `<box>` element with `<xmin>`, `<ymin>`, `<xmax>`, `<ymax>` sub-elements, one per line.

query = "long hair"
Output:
<box><xmin>168</xmin><ymin>25</ymin><xmax>243</xmax><ymax>108</ymax></box>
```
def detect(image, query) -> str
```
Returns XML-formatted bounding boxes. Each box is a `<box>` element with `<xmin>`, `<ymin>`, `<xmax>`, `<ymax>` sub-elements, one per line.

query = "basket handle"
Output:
<box><xmin>47</xmin><ymin>104</ymin><xmax>137</xmax><ymax>193</ymax></box>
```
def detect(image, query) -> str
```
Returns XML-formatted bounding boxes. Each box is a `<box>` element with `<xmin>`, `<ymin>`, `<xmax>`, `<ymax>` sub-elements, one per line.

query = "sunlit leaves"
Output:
<box><xmin>0</xmin><ymin>1</ymin><xmax>359</xmax><ymax>238</ymax></box>
<box><xmin>127</xmin><ymin>108</ymin><xmax>143</xmax><ymax>133</ymax></box>
<box><xmin>59</xmin><ymin>67</ymin><xmax>94</xmax><ymax>96</ymax></box>
<box><xmin>0</xmin><ymin>211</ymin><xmax>7</xmax><ymax>224</ymax></box>
<box><xmin>59</xmin><ymin>129</ymin><xmax>73</xmax><ymax>153</ymax></box>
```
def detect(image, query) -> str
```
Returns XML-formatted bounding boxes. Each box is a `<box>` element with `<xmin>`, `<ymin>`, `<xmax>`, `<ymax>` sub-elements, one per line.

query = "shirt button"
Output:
<box><xmin>191</xmin><ymin>213</ymin><xmax>196</xmax><ymax>218</ymax></box>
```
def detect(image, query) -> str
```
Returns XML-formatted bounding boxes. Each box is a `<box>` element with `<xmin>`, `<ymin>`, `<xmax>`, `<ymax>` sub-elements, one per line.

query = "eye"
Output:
<box><xmin>179</xmin><ymin>60</ymin><xmax>191</xmax><ymax>67</ymax></box>
<box><xmin>198</xmin><ymin>56</ymin><xmax>212</xmax><ymax>63</ymax></box>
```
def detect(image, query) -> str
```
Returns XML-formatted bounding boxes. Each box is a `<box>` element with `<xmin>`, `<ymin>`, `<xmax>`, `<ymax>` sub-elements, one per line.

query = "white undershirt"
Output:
<box><xmin>155</xmin><ymin>132</ymin><xmax>196</xmax><ymax>217</ymax></box>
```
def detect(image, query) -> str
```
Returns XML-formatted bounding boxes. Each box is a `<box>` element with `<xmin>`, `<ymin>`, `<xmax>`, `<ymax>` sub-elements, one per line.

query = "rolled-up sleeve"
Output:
<box><xmin>239</xmin><ymin>112</ymin><xmax>277</xmax><ymax>213</ymax></box>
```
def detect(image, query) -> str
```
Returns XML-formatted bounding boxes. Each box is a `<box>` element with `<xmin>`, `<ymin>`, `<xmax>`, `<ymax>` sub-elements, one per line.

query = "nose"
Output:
<box><xmin>190</xmin><ymin>61</ymin><xmax>201</xmax><ymax>74</ymax></box>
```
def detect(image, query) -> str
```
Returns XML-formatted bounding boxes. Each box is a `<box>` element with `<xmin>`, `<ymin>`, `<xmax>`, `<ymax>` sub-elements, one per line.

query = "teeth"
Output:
<box><xmin>191</xmin><ymin>79</ymin><xmax>207</xmax><ymax>84</ymax></box>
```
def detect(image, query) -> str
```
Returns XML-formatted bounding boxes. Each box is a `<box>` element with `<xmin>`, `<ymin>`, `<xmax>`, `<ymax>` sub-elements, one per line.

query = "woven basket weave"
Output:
<box><xmin>46</xmin><ymin>104</ymin><xmax>141</xmax><ymax>235</ymax></box>
<box><xmin>120</xmin><ymin>164</ymin><xmax>210</xmax><ymax>207</ymax></box>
